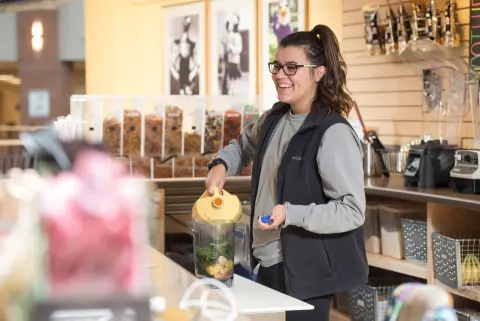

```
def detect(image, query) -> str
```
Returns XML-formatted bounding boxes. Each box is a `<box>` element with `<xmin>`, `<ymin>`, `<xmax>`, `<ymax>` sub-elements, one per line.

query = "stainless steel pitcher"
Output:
<box><xmin>363</xmin><ymin>141</ymin><xmax>381</xmax><ymax>177</ymax></box>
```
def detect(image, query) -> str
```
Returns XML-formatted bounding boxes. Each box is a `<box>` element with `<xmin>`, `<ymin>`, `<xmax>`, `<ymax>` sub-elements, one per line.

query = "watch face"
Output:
<box><xmin>209</xmin><ymin>159</ymin><xmax>225</xmax><ymax>170</ymax></box>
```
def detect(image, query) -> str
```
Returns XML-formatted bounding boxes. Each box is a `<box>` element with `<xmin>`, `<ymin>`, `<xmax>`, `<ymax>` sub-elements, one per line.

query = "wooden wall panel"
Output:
<box><xmin>343</xmin><ymin>0</ymin><xmax>472</xmax><ymax>147</ymax></box>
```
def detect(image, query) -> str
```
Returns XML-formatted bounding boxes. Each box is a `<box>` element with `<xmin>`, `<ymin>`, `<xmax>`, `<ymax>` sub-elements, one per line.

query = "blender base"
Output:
<box><xmin>197</xmin><ymin>275</ymin><xmax>234</xmax><ymax>288</ymax></box>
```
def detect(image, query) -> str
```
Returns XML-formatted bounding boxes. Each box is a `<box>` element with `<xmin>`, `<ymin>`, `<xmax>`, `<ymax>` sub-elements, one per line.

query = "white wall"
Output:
<box><xmin>0</xmin><ymin>13</ymin><xmax>18</xmax><ymax>62</ymax></box>
<box><xmin>0</xmin><ymin>0</ymin><xmax>85</xmax><ymax>62</ymax></box>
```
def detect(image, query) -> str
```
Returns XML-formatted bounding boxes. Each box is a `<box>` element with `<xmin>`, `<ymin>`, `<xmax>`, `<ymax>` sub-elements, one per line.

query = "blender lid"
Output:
<box><xmin>192</xmin><ymin>187</ymin><xmax>242</xmax><ymax>224</ymax></box>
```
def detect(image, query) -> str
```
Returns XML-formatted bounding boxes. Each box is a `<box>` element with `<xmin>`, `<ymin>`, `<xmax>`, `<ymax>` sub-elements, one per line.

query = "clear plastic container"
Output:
<box><xmin>70</xmin><ymin>95</ymin><xmax>150</xmax><ymax>157</ymax></box>
<box><xmin>101</xmin><ymin>99</ymin><xmax>124</xmax><ymax>156</ymax></box>
<box><xmin>110</xmin><ymin>155</ymin><xmax>130</xmax><ymax>173</ymax></box>
<box><xmin>223</xmin><ymin>105</ymin><xmax>242</xmax><ymax>147</ymax></box>
<box><xmin>203</xmin><ymin>110</ymin><xmax>223</xmax><ymax>154</ymax></box>
<box><xmin>182</xmin><ymin>98</ymin><xmax>206</xmax><ymax>155</ymax></box>
<box><xmin>70</xmin><ymin>95</ymin><xmax>105</xmax><ymax>145</ymax></box>
<box><xmin>208</xmin><ymin>96</ymin><xmax>244</xmax><ymax>148</ymax></box>
<box><xmin>194</xmin><ymin>155</ymin><xmax>212</xmax><ymax>168</ymax></box>
<box><xmin>194</xmin><ymin>155</ymin><xmax>212</xmax><ymax>178</ymax></box>
<box><xmin>194</xmin><ymin>166</ymin><xmax>209</xmax><ymax>178</ymax></box>
<box><xmin>123</xmin><ymin>109</ymin><xmax>143</xmax><ymax>157</ymax></box>
<box><xmin>144</xmin><ymin>100</ymin><xmax>164</xmax><ymax>159</ymax></box>
<box><xmin>242</xmin><ymin>103</ymin><xmax>260</xmax><ymax>128</ymax></box>
<box><xmin>193</xmin><ymin>221</ymin><xmax>235</xmax><ymax>287</ymax></box>
<box><xmin>174</xmin><ymin>166</ymin><xmax>194</xmax><ymax>178</ymax></box>
<box><xmin>191</xmin><ymin>187</ymin><xmax>242</xmax><ymax>288</ymax></box>
<box><xmin>174</xmin><ymin>156</ymin><xmax>194</xmax><ymax>178</ymax></box>
<box><xmin>130</xmin><ymin>157</ymin><xmax>152</xmax><ymax>178</ymax></box>
<box><xmin>184</xmin><ymin>126</ymin><xmax>202</xmax><ymax>155</ymax></box>
<box><xmin>153</xmin><ymin>157</ymin><xmax>173</xmax><ymax>179</ymax></box>
<box><xmin>164</xmin><ymin>105</ymin><xmax>183</xmax><ymax>157</ymax></box>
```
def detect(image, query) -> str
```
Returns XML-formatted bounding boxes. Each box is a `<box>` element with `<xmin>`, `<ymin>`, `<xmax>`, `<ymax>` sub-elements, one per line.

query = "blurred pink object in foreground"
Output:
<box><xmin>41</xmin><ymin>149</ymin><xmax>146</xmax><ymax>297</ymax></box>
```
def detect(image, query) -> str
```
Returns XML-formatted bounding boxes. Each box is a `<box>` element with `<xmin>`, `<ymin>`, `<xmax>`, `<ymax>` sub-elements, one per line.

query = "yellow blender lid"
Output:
<box><xmin>192</xmin><ymin>187</ymin><xmax>242</xmax><ymax>224</ymax></box>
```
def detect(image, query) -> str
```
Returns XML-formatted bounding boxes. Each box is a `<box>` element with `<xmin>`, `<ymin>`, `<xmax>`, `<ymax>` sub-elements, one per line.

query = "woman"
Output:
<box><xmin>225</xmin><ymin>14</ymin><xmax>243</xmax><ymax>95</ymax></box>
<box><xmin>220</xmin><ymin>14</ymin><xmax>243</xmax><ymax>95</ymax></box>
<box><xmin>170</xmin><ymin>16</ymin><xmax>199</xmax><ymax>95</ymax></box>
<box><xmin>206</xmin><ymin>24</ymin><xmax>368</xmax><ymax>321</ymax></box>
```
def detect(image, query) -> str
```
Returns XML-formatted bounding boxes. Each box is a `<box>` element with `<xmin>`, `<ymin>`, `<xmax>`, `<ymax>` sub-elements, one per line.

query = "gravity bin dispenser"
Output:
<box><xmin>399</xmin><ymin>39</ymin><xmax>480</xmax><ymax>188</ymax></box>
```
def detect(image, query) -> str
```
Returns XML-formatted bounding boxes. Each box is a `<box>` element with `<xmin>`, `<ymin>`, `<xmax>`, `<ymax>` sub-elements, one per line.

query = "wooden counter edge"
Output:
<box><xmin>147</xmin><ymin>176</ymin><xmax>480</xmax><ymax>210</ymax></box>
<box><xmin>364</xmin><ymin>185</ymin><xmax>480</xmax><ymax>210</ymax></box>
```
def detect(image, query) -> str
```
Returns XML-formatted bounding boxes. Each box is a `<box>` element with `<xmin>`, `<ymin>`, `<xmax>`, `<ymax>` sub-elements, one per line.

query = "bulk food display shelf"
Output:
<box><xmin>69</xmin><ymin>95</ymin><xmax>263</xmax><ymax>179</ymax></box>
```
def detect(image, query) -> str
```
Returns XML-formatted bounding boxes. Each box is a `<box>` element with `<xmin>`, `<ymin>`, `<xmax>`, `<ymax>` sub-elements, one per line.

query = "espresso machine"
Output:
<box><xmin>450</xmin><ymin>80</ymin><xmax>480</xmax><ymax>194</ymax></box>
<box><xmin>450</xmin><ymin>150</ymin><xmax>480</xmax><ymax>194</ymax></box>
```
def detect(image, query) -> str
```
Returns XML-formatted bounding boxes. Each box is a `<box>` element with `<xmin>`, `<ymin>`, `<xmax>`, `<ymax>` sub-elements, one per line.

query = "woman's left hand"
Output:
<box><xmin>258</xmin><ymin>204</ymin><xmax>286</xmax><ymax>230</ymax></box>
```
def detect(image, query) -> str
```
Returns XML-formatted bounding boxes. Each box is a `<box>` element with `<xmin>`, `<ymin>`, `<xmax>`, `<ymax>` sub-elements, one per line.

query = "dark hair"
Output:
<box><xmin>225</xmin><ymin>15</ymin><xmax>240</xmax><ymax>33</ymax></box>
<box><xmin>279</xmin><ymin>24</ymin><xmax>352</xmax><ymax>116</ymax></box>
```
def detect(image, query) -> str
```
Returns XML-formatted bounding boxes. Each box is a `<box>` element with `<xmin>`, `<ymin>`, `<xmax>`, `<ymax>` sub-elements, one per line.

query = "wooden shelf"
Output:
<box><xmin>330</xmin><ymin>308</ymin><xmax>350</xmax><ymax>321</ymax></box>
<box><xmin>434</xmin><ymin>280</ymin><xmax>480</xmax><ymax>302</ymax></box>
<box><xmin>367</xmin><ymin>253</ymin><xmax>428</xmax><ymax>280</ymax></box>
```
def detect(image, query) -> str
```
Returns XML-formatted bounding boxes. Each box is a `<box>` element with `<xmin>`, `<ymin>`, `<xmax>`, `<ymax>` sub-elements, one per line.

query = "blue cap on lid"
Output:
<box><xmin>260</xmin><ymin>214</ymin><xmax>271</xmax><ymax>224</ymax></box>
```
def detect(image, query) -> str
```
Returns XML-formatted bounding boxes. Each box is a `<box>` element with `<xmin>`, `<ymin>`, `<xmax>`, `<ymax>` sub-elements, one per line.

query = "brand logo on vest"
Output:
<box><xmin>292</xmin><ymin>156</ymin><xmax>302</xmax><ymax>161</ymax></box>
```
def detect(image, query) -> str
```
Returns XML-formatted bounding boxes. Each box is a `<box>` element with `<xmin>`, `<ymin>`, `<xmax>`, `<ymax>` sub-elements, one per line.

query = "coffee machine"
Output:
<box><xmin>450</xmin><ymin>70</ymin><xmax>480</xmax><ymax>193</ymax></box>
<box><xmin>404</xmin><ymin>139</ymin><xmax>456</xmax><ymax>188</ymax></box>
<box><xmin>450</xmin><ymin>150</ymin><xmax>480</xmax><ymax>194</ymax></box>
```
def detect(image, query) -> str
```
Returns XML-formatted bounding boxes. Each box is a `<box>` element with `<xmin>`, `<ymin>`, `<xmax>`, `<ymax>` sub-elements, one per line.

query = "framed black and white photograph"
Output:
<box><xmin>261</xmin><ymin>0</ymin><xmax>306</xmax><ymax>110</ymax></box>
<box><xmin>164</xmin><ymin>2</ymin><xmax>206</xmax><ymax>96</ymax></box>
<box><xmin>209</xmin><ymin>0</ymin><xmax>256</xmax><ymax>96</ymax></box>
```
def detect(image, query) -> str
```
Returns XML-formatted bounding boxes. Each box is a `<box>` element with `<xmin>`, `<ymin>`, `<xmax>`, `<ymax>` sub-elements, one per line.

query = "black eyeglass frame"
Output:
<box><xmin>268</xmin><ymin>62</ymin><xmax>319</xmax><ymax>75</ymax></box>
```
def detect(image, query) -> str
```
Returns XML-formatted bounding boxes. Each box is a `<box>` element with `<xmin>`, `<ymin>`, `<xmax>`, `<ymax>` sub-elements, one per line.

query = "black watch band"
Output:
<box><xmin>208</xmin><ymin>158</ymin><xmax>228</xmax><ymax>171</ymax></box>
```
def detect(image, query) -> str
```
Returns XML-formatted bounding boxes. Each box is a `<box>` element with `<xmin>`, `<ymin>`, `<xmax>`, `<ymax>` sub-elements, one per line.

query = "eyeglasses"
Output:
<box><xmin>268</xmin><ymin>62</ymin><xmax>318</xmax><ymax>76</ymax></box>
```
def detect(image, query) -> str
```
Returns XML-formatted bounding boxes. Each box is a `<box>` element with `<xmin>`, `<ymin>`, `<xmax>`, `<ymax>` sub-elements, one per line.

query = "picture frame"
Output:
<box><xmin>260</xmin><ymin>0</ymin><xmax>306</xmax><ymax>111</ymax></box>
<box><xmin>209</xmin><ymin>0</ymin><xmax>256</xmax><ymax>96</ymax></box>
<box><xmin>163</xmin><ymin>1</ymin><xmax>206</xmax><ymax>96</ymax></box>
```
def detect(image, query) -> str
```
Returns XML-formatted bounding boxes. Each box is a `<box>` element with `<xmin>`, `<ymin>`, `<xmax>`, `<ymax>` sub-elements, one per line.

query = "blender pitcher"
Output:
<box><xmin>192</xmin><ymin>187</ymin><xmax>242</xmax><ymax>287</ymax></box>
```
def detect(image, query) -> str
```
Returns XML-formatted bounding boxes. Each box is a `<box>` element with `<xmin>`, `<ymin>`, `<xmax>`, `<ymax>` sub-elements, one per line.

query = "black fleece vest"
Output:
<box><xmin>250</xmin><ymin>103</ymin><xmax>368</xmax><ymax>300</ymax></box>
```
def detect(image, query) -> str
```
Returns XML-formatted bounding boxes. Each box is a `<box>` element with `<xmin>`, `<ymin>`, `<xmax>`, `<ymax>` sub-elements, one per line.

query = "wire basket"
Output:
<box><xmin>401</xmin><ymin>218</ymin><xmax>427</xmax><ymax>263</ymax></box>
<box><xmin>433</xmin><ymin>231</ymin><xmax>480</xmax><ymax>288</ymax></box>
<box><xmin>456</xmin><ymin>309</ymin><xmax>480</xmax><ymax>321</ymax></box>
<box><xmin>454</xmin><ymin>297</ymin><xmax>480</xmax><ymax>320</ymax></box>
<box><xmin>350</xmin><ymin>280</ymin><xmax>396</xmax><ymax>321</ymax></box>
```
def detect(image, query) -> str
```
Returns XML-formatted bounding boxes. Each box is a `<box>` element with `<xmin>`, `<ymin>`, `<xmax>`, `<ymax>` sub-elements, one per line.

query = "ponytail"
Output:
<box><xmin>310</xmin><ymin>24</ymin><xmax>352</xmax><ymax>116</ymax></box>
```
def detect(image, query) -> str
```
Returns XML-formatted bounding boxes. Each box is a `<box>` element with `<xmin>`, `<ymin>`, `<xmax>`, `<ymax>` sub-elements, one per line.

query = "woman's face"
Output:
<box><xmin>271</xmin><ymin>46</ymin><xmax>321</xmax><ymax>106</ymax></box>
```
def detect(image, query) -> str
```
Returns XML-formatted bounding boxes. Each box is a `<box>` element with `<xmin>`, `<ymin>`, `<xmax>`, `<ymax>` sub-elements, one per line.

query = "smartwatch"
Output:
<box><xmin>207</xmin><ymin>158</ymin><xmax>228</xmax><ymax>172</ymax></box>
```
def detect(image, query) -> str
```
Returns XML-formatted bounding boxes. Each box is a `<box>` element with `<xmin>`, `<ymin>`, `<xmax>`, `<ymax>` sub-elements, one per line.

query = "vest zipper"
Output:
<box><xmin>249</xmin><ymin>116</ymin><xmax>285</xmax><ymax>274</ymax></box>
<box><xmin>263</xmin><ymin>119</ymin><xmax>294</xmax><ymax>294</ymax></box>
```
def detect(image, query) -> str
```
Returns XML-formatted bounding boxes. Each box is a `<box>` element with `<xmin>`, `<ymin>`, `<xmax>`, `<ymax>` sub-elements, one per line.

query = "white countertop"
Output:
<box><xmin>229</xmin><ymin>275</ymin><xmax>313</xmax><ymax>314</ymax></box>
<box><xmin>148</xmin><ymin>247</ymin><xmax>313</xmax><ymax>317</ymax></box>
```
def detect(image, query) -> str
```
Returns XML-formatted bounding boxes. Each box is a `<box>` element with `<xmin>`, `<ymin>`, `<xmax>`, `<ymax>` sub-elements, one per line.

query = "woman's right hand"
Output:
<box><xmin>205</xmin><ymin>164</ymin><xmax>227</xmax><ymax>195</ymax></box>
